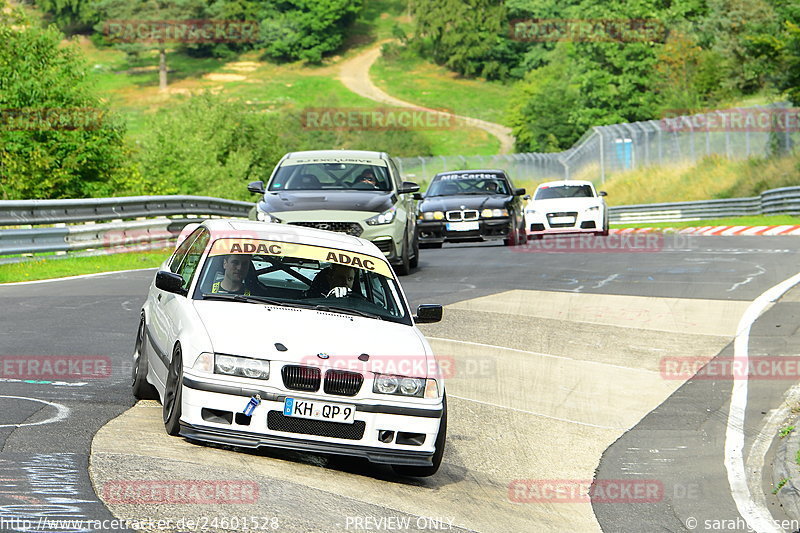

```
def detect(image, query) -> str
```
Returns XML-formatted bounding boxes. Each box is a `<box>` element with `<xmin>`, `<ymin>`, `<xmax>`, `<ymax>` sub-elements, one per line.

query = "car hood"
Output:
<box><xmin>259</xmin><ymin>191</ymin><xmax>395</xmax><ymax>214</ymax></box>
<box><xmin>530</xmin><ymin>197</ymin><xmax>604</xmax><ymax>211</ymax></box>
<box><xmin>193</xmin><ymin>301</ymin><xmax>434</xmax><ymax>376</ymax></box>
<box><xmin>420</xmin><ymin>195</ymin><xmax>512</xmax><ymax>212</ymax></box>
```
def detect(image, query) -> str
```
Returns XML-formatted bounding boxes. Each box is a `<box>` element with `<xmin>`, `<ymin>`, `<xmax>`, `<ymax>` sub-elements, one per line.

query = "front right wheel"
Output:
<box><xmin>391</xmin><ymin>396</ymin><xmax>447</xmax><ymax>477</ymax></box>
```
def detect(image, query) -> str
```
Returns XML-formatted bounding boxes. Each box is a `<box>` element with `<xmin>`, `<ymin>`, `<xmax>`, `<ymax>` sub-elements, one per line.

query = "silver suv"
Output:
<box><xmin>248</xmin><ymin>150</ymin><xmax>420</xmax><ymax>275</ymax></box>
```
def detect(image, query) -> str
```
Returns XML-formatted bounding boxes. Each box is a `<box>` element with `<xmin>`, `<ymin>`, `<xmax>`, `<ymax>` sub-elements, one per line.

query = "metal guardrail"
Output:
<box><xmin>608</xmin><ymin>186</ymin><xmax>800</xmax><ymax>224</ymax></box>
<box><xmin>0</xmin><ymin>195</ymin><xmax>253</xmax><ymax>256</ymax></box>
<box><xmin>0</xmin><ymin>195</ymin><xmax>252</xmax><ymax>226</ymax></box>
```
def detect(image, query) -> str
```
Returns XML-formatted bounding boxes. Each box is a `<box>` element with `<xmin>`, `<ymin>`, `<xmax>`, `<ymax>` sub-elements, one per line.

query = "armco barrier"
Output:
<box><xmin>0</xmin><ymin>195</ymin><xmax>252</xmax><ymax>256</ymax></box>
<box><xmin>608</xmin><ymin>187</ymin><xmax>799</xmax><ymax>224</ymax></box>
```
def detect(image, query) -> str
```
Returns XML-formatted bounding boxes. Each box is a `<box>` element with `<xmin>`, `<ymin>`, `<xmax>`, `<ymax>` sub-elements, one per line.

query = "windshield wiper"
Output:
<box><xmin>201</xmin><ymin>293</ymin><xmax>308</xmax><ymax>309</ymax></box>
<box><xmin>314</xmin><ymin>305</ymin><xmax>384</xmax><ymax>320</ymax></box>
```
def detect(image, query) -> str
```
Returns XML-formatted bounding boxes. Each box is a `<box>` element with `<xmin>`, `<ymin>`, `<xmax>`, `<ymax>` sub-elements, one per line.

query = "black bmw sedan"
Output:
<box><xmin>415</xmin><ymin>170</ymin><xmax>528</xmax><ymax>247</ymax></box>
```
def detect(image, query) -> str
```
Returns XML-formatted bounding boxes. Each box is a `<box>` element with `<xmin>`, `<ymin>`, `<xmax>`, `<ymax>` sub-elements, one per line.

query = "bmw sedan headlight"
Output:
<box><xmin>366</xmin><ymin>205</ymin><xmax>397</xmax><ymax>225</ymax></box>
<box><xmin>214</xmin><ymin>354</ymin><xmax>270</xmax><ymax>380</ymax></box>
<box><xmin>373</xmin><ymin>374</ymin><xmax>437</xmax><ymax>398</ymax></box>
<box><xmin>419</xmin><ymin>211</ymin><xmax>445</xmax><ymax>221</ymax></box>
<box><xmin>481</xmin><ymin>208</ymin><xmax>509</xmax><ymax>218</ymax></box>
<box><xmin>255</xmin><ymin>204</ymin><xmax>282</xmax><ymax>223</ymax></box>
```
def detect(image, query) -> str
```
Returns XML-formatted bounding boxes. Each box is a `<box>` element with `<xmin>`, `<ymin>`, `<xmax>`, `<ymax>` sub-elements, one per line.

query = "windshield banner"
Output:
<box><xmin>208</xmin><ymin>238</ymin><xmax>394</xmax><ymax>278</ymax></box>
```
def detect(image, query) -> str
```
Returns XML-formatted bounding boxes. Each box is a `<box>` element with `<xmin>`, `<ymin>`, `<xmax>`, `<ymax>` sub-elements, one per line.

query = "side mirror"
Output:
<box><xmin>414</xmin><ymin>304</ymin><xmax>443</xmax><ymax>324</ymax></box>
<box><xmin>399</xmin><ymin>181</ymin><xmax>420</xmax><ymax>194</ymax></box>
<box><xmin>412</xmin><ymin>192</ymin><xmax>424</xmax><ymax>201</ymax></box>
<box><xmin>514</xmin><ymin>188</ymin><xmax>526</xmax><ymax>196</ymax></box>
<box><xmin>523</xmin><ymin>194</ymin><xmax>531</xmax><ymax>201</ymax></box>
<box><xmin>248</xmin><ymin>181</ymin><xmax>266</xmax><ymax>194</ymax></box>
<box><xmin>599</xmin><ymin>191</ymin><xmax>607</xmax><ymax>197</ymax></box>
<box><xmin>155</xmin><ymin>271</ymin><xmax>187</xmax><ymax>296</ymax></box>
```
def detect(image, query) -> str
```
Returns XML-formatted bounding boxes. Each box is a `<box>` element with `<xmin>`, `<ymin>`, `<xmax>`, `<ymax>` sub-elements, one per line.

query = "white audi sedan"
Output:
<box><xmin>132</xmin><ymin>220</ymin><xmax>446</xmax><ymax>476</ymax></box>
<box><xmin>525</xmin><ymin>180</ymin><xmax>609</xmax><ymax>239</ymax></box>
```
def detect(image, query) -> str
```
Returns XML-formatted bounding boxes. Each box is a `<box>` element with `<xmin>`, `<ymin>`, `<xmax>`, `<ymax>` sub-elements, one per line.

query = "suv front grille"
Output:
<box><xmin>267</xmin><ymin>411</ymin><xmax>366</xmax><ymax>440</ymax></box>
<box><xmin>324</xmin><ymin>369</ymin><xmax>364</xmax><ymax>396</ymax></box>
<box><xmin>289</xmin><ymin>222</ymin><xmax>362</xmax><ymax>237</ymax></box>
<box><xmin>281</xmin><ymin>365</ymin><xmax>321</xmax><ymax>392</ymax></box>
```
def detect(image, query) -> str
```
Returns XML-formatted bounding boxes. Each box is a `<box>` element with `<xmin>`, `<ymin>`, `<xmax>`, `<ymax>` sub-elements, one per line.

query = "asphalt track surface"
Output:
<box><xmin>2</xmin><ymin>235</ymin><xmax>800</xmax><ymax>532</ymax></box>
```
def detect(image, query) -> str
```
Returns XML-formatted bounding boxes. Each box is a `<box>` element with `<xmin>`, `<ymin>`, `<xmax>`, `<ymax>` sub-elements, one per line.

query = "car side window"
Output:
<box><xmin>168</xmin><ymin>228</ymin><xmax>202</xmax><ymax>274</ymax></box>
<box><xmin>174</xmin><ymin>229</ymin><xmax>210</xmax><ymax>290</ymax></box>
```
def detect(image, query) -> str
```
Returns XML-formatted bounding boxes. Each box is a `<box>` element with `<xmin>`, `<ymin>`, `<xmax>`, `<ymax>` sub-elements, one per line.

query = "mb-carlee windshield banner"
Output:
<box><xmin>208</xmin><ymin>239</ymin><xmax>394</xmax><ymax>278</ymax></box>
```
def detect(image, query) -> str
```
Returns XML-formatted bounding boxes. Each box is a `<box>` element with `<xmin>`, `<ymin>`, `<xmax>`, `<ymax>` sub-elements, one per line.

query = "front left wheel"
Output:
<box><xmin>163</xmin><ymin>345</ymin><xmax>184</xmax><ymax>436</ymax></box>
<box><xmin>394</xmin><ymin>230</ymin><xmax>411</xmax><ymax>276</ymax></box>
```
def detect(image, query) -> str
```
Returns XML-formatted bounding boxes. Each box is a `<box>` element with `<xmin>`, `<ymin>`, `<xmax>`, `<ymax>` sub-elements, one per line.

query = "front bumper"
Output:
<box><xmin>179</xmin><ymin>375</ymin><xmax>443</xmax><ymax>466</ymax></box>
<box><xmin>417</xmin><ymin>218</ymin><xmax>513</xmax><ymax>244</ymax></box>
<box><xmin>525</xmin><ymin>211</ymin><xmax>604</xmax><ymax>237</ymax></box>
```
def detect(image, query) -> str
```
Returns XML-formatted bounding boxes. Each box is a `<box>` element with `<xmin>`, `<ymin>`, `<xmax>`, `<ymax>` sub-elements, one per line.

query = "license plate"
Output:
<box><xmin>550</xmin><ymin>216</ymin><xmax>575</xmax><ymax>224</ymax></box>
<box><xmin>446</xmin><ymin>221</ymin><xmax>479</xmax><ymax>231</ymax></box>
<box><xmin>283</xmin><ymin>397</ymin><xmax>356</xmax><ymax>424</ymax></box>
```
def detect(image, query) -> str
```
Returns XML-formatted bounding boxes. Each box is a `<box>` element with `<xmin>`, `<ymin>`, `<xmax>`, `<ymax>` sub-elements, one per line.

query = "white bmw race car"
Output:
<box><xmin>525</xmin><ymin>180</ymin><xmax>609</xmax><ymax>238</ymax></box>
<box><xmin>132</xmin><ymin>219</ymin><xmax>446</xmax><ymax>476</ymax></box>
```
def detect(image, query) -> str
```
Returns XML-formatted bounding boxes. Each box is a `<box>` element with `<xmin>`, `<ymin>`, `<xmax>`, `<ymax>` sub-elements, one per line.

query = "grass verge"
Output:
<box><xmin>612</xmin><ymin>215</ymin><xmax>800</xmax><ymax>229</ymax></box>
<box><xmin>0</xmin><ymin>249</ymin><xmax>171</xmax><ymax>284</ymax></box>
<box><xmin>371</xmin><ymin>53</ymin><xmax>514</xmax><ymax>127</ymax></box>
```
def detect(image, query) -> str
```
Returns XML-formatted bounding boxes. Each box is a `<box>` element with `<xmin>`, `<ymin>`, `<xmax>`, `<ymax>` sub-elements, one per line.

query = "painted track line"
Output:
<box><xmin>0</xmin><ymin>267</ymin><xmax>157</xmax><ymax>286</ymax></box>
<box><xmin>725</xmin><ymin>270</ymin><xmax>800</xmax><ymax>533</ymax></box>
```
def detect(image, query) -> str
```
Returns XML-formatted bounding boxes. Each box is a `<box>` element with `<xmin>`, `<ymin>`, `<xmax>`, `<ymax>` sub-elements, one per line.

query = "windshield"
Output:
<box><xmin>427</xmin><ymin>174</ymin><xmax>509</xmax><ymax>196</ymax></box>
<box><xmin>193</xmin><ymin>238</ymin><xmax>411</xmax><ymax>325</ymax></box>
<box><xmin>534</xmin><ymin>185</ymin><xmax>595</xmax><ymax>200</ymax></box>
<box><xmin>268</xmin><ymin>162</ymin><xmax>392</xmax><ymax>192</ymax></box>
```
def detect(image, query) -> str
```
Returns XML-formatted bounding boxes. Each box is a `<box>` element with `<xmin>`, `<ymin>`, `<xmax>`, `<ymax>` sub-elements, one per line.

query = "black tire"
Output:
<box><xmin>392</xmin><ymin>396</ymin><xmax>447</xmax><ymax>477</ymax></box>
<box><xmin>132</xmin><ymin>315</ymin><xmax>158</xmax><ymax>400</ymax></box>
<box><xmin>409</xmin><ymin>231</ymin><xmax>419</xmax><ymax>269</ymax></box>
<box><xmin>394</xmin><ymin>230</ymin><xmax>411</xmax><ymax>276</ymax></box>
<box><xmin>163</xmin><ymin>345</ymin><xmax>183</xmax><ymax>436</ymax></box>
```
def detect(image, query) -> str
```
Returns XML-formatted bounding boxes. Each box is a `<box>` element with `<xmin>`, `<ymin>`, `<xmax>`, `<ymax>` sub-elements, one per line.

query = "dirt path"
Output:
<box><xmin>338</xmin><ymin>43</ymin><xmax>516</xmax><ymax>155</ymax></box>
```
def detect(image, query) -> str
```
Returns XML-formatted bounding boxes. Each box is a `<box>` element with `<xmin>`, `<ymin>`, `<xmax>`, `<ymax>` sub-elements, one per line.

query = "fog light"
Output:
<box><xmin>379</xmin><ymin>430</ymin><xmax>395</xmax><ymax>443</ymax></box>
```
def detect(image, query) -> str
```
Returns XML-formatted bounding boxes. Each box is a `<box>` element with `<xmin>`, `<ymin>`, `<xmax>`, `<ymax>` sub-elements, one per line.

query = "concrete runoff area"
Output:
<box><xmin>89</xmin><ymin>290</ymin><xmax>747</xmax><ymax>532</ymax></box>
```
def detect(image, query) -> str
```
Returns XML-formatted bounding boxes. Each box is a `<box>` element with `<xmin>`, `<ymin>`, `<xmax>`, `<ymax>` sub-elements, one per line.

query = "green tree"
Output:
<box><xmin>260</xmin><ymin>0</ymin><xmax>364</xmax><ymax>63</ymax></box>
<box><xmin>0</xmin><ymin>2</ymin><xmax>128</xmax><ymax>200</ymax></box>
<box><xmin>92</xmin><ymin>0</ymin><xmax>206</xmax><ymax>91</ymax></box>
<box><xmin>507</xmin><ymin>43</ymin><xmax>582</xmax><ymax>152</ymax></box>
<box><xmin>135</xmin><ymin>93</ymin><xmax>284</xmax><ymax>200</ymax></box>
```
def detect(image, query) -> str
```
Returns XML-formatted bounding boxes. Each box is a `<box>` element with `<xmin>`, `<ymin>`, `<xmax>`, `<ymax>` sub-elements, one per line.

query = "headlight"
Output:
<box><xmin>256</xmin><ymin>205</ymin><xmax>281</xmax><ymax>223</ymax></box>
<box><xmin>585</xmin><ymin>206</ymin><xmax>600</xmax><ymax>212</ymax></box>
<box><xmin>214</xmin><ymin>354</ymin><xmax>270</xmax><ymax>380</ymax></box>
<box><xmin>366</xmin><ymin>206</ymin><xmax>397</xmax><ymax>226</ymax></box>
<box><xmin>481</xmin><ymin>208</ymin><xmax>509</xmax><ymax>218</ymax></box>
<box><xmin>420</xmin><ymin>211</ymin><xmax>445</xmax><ymax>221</ymax></box>
<box><xmin>373</xmin><ymin>374</ymin><xmax>427</xmax><ymax>398</ymax></box>
<box><xmin>525</xmin><ymin>209</ymin><xmax>536</xmax><ymax>214</ymax></box>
